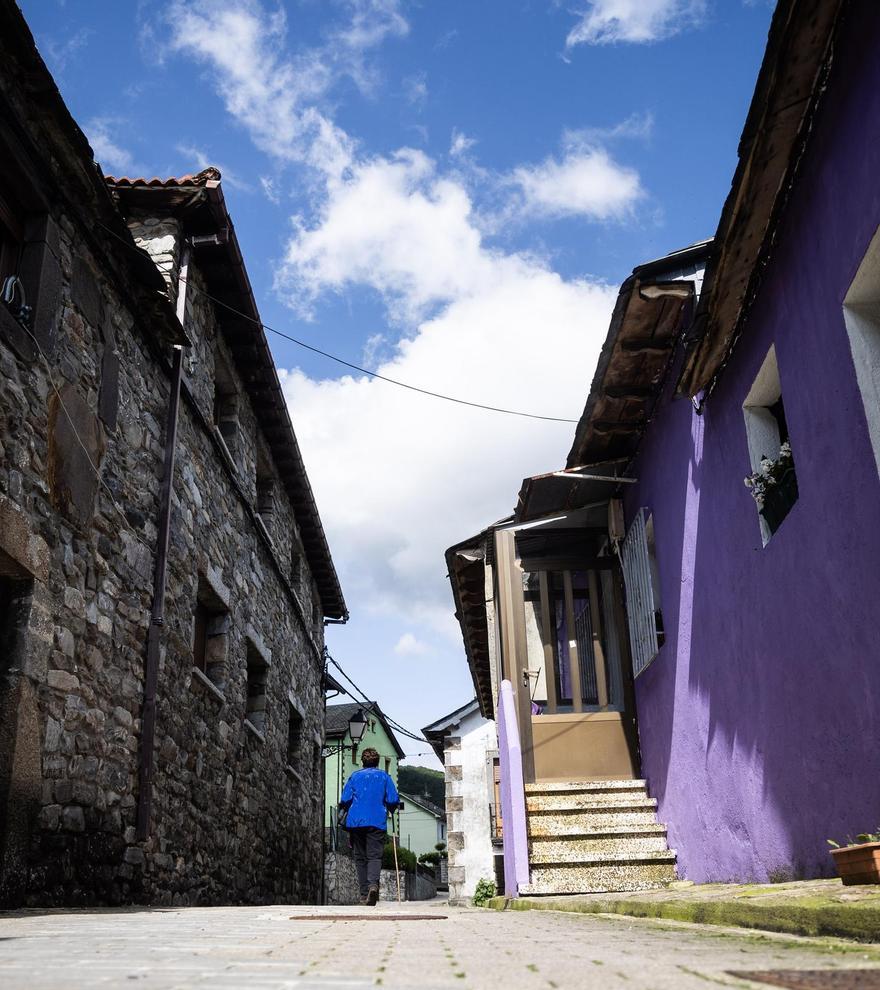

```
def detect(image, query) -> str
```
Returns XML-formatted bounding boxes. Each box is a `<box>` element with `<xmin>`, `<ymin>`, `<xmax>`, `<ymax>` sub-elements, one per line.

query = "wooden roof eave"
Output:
<box><xmin>677</xmin><ymin>0</ymin><xmax>848</xmax><ymax>398</ymax></box>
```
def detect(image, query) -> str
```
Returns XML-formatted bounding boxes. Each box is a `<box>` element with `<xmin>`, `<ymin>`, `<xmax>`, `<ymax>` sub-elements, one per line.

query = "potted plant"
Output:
<box><xmin>828</xmin><ymin>829</ymin><xmax>880</xmax><ymax>885</ymax></box>
<box><xmin>744</xmin><ymin>441</ymin><xmax>798</xmax><ymax>534</ymax></box>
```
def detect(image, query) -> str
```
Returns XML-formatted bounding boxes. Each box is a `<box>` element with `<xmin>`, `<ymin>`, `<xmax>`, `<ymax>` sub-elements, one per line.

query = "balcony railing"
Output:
<box><xmin>489</xmin><ymin>803</ymin><xmax>503</xmax><ymax>843</ymax></box>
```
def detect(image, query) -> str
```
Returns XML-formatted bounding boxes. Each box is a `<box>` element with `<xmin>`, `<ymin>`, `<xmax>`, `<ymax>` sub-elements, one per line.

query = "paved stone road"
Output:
<box><xmin>1</xmin><ymin>898</ymin><xmax>878</xmax><ymax>989</ymax></box>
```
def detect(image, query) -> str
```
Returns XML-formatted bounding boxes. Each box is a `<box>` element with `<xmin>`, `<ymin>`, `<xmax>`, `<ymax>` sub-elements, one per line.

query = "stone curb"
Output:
<box><xmin>485</xmin><ymin>895</ymin><xmax>880</xmax><ymax>943</ymax></box>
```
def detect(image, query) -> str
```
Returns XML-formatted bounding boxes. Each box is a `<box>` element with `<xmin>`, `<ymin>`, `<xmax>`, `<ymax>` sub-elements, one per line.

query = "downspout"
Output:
<box><xmin>136</xmin><ymin>245</ymin><xmax>190</xmax><ymax>842</ymax></box>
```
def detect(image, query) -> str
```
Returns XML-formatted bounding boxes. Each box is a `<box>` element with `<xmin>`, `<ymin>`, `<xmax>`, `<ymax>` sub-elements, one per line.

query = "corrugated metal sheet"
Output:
<box><xmin>620</xmin><ymin>509</ymin><xmax>659</xmax><ymax>677</ymax></box>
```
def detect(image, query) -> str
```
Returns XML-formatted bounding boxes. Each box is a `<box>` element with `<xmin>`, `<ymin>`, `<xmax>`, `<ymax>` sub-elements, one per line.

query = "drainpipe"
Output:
<box><xmin>136</xmin><ymin>245</ymin><xmax>190</xmax><ymax>842</ymax></box>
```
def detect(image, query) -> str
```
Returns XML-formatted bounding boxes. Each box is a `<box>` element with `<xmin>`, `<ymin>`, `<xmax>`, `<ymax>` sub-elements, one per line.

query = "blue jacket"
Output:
<box><xmin>340</xmin><ymin>767</ymin><xmax>399</xmax><ymax>830</ymax></box>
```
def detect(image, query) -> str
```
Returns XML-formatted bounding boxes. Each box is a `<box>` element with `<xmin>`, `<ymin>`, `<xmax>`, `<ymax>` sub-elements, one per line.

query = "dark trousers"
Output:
<box><xmin>349</xmin><ymin>827</ymin><xmax>385</xmax><ymax>894</ymax></box>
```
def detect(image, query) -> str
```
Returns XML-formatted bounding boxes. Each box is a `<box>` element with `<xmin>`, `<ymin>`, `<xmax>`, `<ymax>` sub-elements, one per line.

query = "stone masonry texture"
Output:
<box><xmin>0</xmin><ymin>4</ymin><xmax>337</xmax><ymax>908</ymax></box>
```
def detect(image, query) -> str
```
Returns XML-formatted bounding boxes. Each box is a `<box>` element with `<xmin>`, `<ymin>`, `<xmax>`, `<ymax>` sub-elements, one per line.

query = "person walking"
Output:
<box><xmin>339</xmin><ymin>747</ymin><xmax>400</xmax><ymax>906</ymax></box>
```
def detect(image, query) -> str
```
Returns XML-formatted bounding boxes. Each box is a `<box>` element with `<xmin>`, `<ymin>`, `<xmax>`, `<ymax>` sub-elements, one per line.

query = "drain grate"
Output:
<box><xmin>730</xmin><ymin>971</ymin><xmax>880</xmax><ymax>989</ymax></box>
<box><xmin>290</xmin><ymin>914</ymin><xmax>446</xmax><ymax>928</ymax></box>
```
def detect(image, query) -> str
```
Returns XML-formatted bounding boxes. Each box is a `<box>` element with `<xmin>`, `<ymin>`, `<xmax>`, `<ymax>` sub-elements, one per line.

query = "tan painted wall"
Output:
<box><xmin>529</xmin><ymin>712</ymin><xmax>637</xmax><ymax>781</ymax></box>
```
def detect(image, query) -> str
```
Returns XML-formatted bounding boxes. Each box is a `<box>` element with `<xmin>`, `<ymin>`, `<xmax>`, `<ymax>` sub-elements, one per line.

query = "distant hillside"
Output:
<box><xmin>399</xmin><ymin>764</ymin><xmax>445</xmax><ymax>808</ymax></box>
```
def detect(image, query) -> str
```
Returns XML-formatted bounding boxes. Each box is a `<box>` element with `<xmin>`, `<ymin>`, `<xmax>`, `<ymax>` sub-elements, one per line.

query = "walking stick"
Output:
<box><xmin>392</xmin><ymin>810</ymin><xmax>402</xmax><ymax>904</ymax></box>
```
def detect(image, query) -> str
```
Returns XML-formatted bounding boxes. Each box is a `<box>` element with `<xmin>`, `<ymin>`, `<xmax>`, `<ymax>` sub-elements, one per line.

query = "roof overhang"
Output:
<box><xmin>106</xmin><ymin>171</ymin><xmax>347</xmax><ymax>621</ymax></box>
<box><xmin>678</xmin><ymin>0</ymin><xmax>848</xmax><ymax>397</ymax></box>
<box><xmin>422</xmin><ymin>699</ymin><xmax>482</xmax><ymax>761</ymax></box>
<box><xmin>445</xmin><ymin>531</ymin><xmax>495</xmax><ymax>720</ymax></box>
<box><xmin>515</xmin><ymin>459</ymin><xmax>635</xmax><ymax>524</ymax></box>
<box><xmin>566</xmin><ymin>267</ymin><xmax>702</xmax><ymax>468</ymax></box>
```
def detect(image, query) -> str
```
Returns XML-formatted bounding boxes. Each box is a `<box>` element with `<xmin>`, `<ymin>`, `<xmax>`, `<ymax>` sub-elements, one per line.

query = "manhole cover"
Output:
<box><xmin>290</xmin><ymin>914</ymin><xmax>446</xmax><ymax>928</ymax></box>
<box><xmin>730</xmin><ymin>971</ymin><xmax>880</xmax><ymax>989</ymax></box>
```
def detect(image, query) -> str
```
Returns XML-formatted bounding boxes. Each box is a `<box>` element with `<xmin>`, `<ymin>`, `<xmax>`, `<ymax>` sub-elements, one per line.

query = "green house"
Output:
<box><xmin>324</xmin><ymin>702</ymin><xmax>405</xmax><ymax>828</ymax></box>
<box><xmin>398</xmin><ymin>791</ymin><xmax>447</xmax><ymax>860</ymax></box>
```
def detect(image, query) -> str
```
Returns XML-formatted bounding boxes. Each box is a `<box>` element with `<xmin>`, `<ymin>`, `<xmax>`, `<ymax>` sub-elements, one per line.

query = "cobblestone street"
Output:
<box><xmin>1</xmin><ymin>899</ymin><xmax>878</xmax><ymax>990</ymax></box>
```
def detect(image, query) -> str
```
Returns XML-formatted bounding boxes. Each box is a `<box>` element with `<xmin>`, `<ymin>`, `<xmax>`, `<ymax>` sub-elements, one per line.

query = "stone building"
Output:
<box><xmin>0</xmin><ymin>1</ymin><xmax>345</xmax><ymax>907</ymax></box>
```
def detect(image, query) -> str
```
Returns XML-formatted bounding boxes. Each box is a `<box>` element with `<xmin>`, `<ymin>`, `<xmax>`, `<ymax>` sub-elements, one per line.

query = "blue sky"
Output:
<box><xmin>24</xmin><ymin>0</ymin><xmax>774</xmax><ymax>767</ymax></box>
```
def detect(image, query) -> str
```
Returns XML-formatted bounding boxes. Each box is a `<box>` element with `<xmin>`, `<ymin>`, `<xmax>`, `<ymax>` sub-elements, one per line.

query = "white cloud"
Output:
<box><xmin>449</xmin><ymin>129</ymin><xmax>477</xmax><ymax>158</ymax></box>
<box><xmin>162</xmin><ymin>0</ymin><xmax>642</xmax><ymax>649</ymax></box>
<box><xmin>87</xmin><ymin>118</ymin><xmax>141</xmax><ymax>175</ymax></box>
<box><xmin>394</xmin><ymin>633</ymin><xmax>430</xmax><ymax>656</ymax></box>
<box><xmin>276</xmin><ymin>149</ymin><xmax>618</xmax><ymax>631</ymax></box>
<box><xmin>165</xmin><ymin>0</ymin><xmax>353</xmax><ymax>176</ymax></box>
<box><xmin>403</xmin><ymin>71</ymin><xmax>428</xmax><ymax>109</ymax></box>
<box><xmin>511</xmin><ymin>141</ymin><xmax>644</xmax><ymax>221</ymax></box>
<box><xmin>260</xmin><ymin>175</ymin><xmax>282</xmax><ymax>204</ymax></box>
<box><xmin>176</xmin><ymin>143</ymin><xmax>252</xmax><ymax>192</ymax></box>
<box><xmin>334</xmin><ymin>0</ymin><xmax>408</xmax><ymax>52</ymax></box>
<box><xmin>44</xmin><ymin>27</ymin><xmax>92</xmax><ymax>74</ymax></box>
<box><xmin>566</xmin><ymin>0</ymin><xmax>706</xmax><ymax>47</ymax></box>
<box><xmin>281</xmin><ymin>148</ymin><xmax>495</xmax><ymax>322</ymax></box>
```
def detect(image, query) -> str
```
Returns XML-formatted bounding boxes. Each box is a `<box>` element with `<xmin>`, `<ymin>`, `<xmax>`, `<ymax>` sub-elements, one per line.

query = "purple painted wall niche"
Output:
<box><xmin>626</xmin><ymin>0</ymin><xmax>880</xmax><ymax>884</ymax></box>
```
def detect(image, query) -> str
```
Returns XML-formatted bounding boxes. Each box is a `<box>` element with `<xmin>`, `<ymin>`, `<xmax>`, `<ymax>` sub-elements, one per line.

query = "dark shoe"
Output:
<box><xmin>366</xmin><ymin>885</ymin><xmax>379</xmax><ymax>906</ymax></box>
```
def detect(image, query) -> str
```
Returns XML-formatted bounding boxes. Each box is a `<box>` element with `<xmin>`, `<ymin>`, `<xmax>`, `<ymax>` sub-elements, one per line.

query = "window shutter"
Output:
<box><xmin>620</xmin><ymin>508</ymin><xmax>659</xmax><ymax>677</ymax></box>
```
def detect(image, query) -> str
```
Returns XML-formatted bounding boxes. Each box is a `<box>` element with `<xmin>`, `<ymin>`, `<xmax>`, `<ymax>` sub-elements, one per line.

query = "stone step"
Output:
<box><xmin>527</xmin><ymin>793</ymin><xmax>658</xmax><ymax>812</ymax></box>
<box><xmin>530</xmin><ymin>845</ymin><xmax>676</xmax><ymax>866</ymax></box>
<box><xmin>525</xmin><ymin>857</ymin><xmax>677</xmax><ymax>895</ymax></box>
<box><xmin>528</xmin><ymin>807</ymin><xmax>660</xmax><ymax>834</ymax></box>
<box><xmin>530</xmin><ymin>829</ymin><xmax>669</xmax><ymax>859</ymax></box>
<box><xmin>525</xmin><ymin>779</ymin><xmax>647</xmax><ymax>795</ymax></box>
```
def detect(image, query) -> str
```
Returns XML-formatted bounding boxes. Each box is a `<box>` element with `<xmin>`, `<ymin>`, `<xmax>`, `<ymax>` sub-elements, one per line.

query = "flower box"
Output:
<box><xmin>830</xmin><ymin>841</ymin><xmax>880</xmax><ymax>885</ymax></box>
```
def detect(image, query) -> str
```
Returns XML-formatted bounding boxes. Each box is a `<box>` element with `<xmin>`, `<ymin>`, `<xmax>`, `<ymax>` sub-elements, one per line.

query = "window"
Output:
<box><xmin>644</xmin><ymin>514</ymin><xmax>664</xmax><ymax>647</ymax></box>
<box><xmin>620</xmin><ymin>509</ymin><xmax>661</xmax><ymax>677</ymax></box>
<box><xmin>245</xmin><ymin>640</ymin><xmax>269</xmax><ymax>734</ymax></box>
<box><xmin>743</xmin><ymin>345</ymin><xmax>799</xmax><ymax>544</ymax></box>
<box><xmin>287</xmin><ymin>702</ymin><xmax>303</xmax><ymax>770</ymax></box>
<box><xmin>289</xmin><ymin>548</ymin><xmax>303</xmax><ymax>593</ymax></box>
<box><xmin>192</xmin><ymin>575</ymin><xmax>229</xmax><ymax>691</ymax></box>
<box><xmin>844</xmin><ymin>223</ymin><xmax>880</xmax><ymax>479</ymax></box>
<box><xmin>384</xmin><ymin>757</ymin><xmax>391</xmax><ymax>773</ymax></box>
<box><xmin>255</xmin><ymin>449</ymin><xmax>275</xmax><ymax>530</ymax></box>
<box><xmin>212</xmin><ymin>350</ymin><xmax>239</xmax><ymax>454</ymax></box>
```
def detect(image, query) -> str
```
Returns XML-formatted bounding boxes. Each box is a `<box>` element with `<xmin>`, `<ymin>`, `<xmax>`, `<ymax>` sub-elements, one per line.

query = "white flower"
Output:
<box><xmin>760</xmin><ymin>458</ymin><xmax>773</xmax><ymax>477</ymax></box>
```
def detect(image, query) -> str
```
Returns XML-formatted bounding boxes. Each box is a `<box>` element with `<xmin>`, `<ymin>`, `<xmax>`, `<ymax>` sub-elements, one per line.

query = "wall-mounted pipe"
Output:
<box><xmin>136</xmin><ymin>245</ymin><xmax>190</xmax><ymax>842</ymax></box>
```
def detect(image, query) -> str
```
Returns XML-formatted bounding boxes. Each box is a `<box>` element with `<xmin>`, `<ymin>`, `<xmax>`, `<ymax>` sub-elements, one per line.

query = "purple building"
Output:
<box><xmin>447</xmin><ymin>0</ymin><xmax>879</xmax><ymax>894</ymax></box>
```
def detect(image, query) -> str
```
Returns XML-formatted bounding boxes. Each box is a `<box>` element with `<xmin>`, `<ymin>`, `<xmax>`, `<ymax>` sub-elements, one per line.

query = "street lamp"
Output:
<box><xmin>322</xmin><ymin>708</ymin><xmax>369</xmax><ymax>758</ymax></box>
<box><xmin>348</xmin><ymin>708</ymin><xmax>368</xmax><ymax>745</ymax></box>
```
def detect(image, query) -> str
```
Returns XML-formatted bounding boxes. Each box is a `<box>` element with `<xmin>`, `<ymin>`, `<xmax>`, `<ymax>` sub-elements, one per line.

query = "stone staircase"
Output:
<box><xmin>520</xmin><ymin>779</ymin><xmax>676</xmax><ymax>896</ymax></box>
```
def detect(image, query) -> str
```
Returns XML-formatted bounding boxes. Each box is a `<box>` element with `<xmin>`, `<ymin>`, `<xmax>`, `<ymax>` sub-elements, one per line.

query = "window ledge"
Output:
<box><xmin>285</xmin><ymin>764</ymin><xmax>303</xmax><ymax>784</ymax></box>
<box><xmin>255</xmin><ymin>513</ymin><xmax>275</xmax><ymax>548</ymax></box>
<box><xmin>244</xmin><ymin>718</ymin><xmax>266</xmax><ymax>743</ymax></box>
<box><xmin>213</xmin><ymin>426</ymin><xmax>238</xmax><ymax>475</ymax></box>
<box><xmin>191</xmin><ymin>667</ymin><xmax>225</xmax><ymax>705</ymax></box>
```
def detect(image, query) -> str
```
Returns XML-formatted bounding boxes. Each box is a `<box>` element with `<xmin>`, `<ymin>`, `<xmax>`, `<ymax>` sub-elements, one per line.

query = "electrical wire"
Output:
<box><xmin>98</xmin><ymin>221</ymin><xmax>580</xmax><ymax>424</ymax></box>
<box><xmin>327</xmin><ymin>654</ymin><xmax>432</xmax><ymax>746</ymax></box>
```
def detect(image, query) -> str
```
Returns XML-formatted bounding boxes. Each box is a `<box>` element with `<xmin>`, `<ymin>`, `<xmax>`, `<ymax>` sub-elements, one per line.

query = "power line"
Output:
<box><xmin>98</xmin><ymin>221</ymin><xmax>580</xmax><ymax>424</ymax></box>
<box><xmin>327</xmin><ymin>655</ymin><xmax>431</xmax><ymax>746</ymax></box>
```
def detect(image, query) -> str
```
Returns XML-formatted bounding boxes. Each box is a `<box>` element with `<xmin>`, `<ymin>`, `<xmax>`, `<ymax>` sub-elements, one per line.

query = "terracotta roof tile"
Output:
<box><xmin>104</xmin><ymin>167</ymin><xmax>221</xmax><ymax>188</ymax></box>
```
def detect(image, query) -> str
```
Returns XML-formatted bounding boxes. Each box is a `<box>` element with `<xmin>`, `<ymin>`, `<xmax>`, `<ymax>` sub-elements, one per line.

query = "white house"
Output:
<box><xmin>423</xmin><ymin>700</ymin><xmax>500</xmax><ymax>903</ymax></box>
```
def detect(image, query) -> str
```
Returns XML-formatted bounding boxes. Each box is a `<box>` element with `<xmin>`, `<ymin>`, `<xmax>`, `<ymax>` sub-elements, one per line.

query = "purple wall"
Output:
<box><xmin>497</xmin><ymin>680</ymin><xmax>529</xmax><ymax>896</ymax></box>
<box><xmin>628</xmin><ymin>0</ymin><xmax>880</xmax><ymax>883</ymax></box>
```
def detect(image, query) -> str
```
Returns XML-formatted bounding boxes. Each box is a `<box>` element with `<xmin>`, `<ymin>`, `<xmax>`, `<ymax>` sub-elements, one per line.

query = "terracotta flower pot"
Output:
<box><xmin>830</xmin><ymin>842</ymin><xmax>880</xmax><ymax>885</ymax></box>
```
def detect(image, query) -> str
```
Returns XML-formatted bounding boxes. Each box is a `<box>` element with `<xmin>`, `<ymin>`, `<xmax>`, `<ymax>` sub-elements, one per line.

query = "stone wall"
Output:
<box><xmin>323</xmin><ymin>849</ymin><xmax>359</xmax><ymax>905</ymax></box>
<box><xmin>0</xmin><ymin>36</ymin><xmax>333</xmax><ymax>904</ymax></box>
